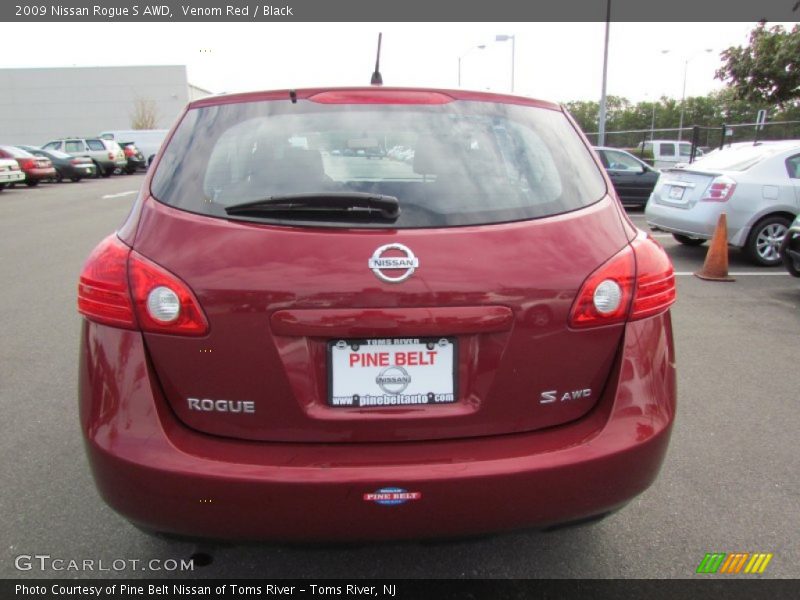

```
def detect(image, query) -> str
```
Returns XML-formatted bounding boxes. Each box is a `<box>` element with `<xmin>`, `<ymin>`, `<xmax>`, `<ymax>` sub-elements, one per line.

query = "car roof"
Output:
<box><xmin>188</xmin><ymin>86</ymin><xmax>562</xmax><ymax>111</ymax></box>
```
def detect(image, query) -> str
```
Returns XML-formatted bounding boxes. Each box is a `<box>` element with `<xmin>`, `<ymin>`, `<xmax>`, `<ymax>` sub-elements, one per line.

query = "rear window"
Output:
<box><xmin>151</xmin><ymin>98</ymin><xmax>606</xmax><ymax>228</ymax></box>
<box><xmin>40</xmin><ymin>149</ymin><xmax>71</xmax><ymax>159</ymax></box>
<box><xmin>86</xmin><ymin>140</ymin><xmax>105</xmax><ymax>151</ymax></box>
<box><xmin>0</xmin><ymin>146</ymin><xmax>34</xmax><ymax>158</ymax></box>
<box><xmin>692</xmin><ymin>144</ymin><xmax>797</xmax><ymax>172</ymax></box>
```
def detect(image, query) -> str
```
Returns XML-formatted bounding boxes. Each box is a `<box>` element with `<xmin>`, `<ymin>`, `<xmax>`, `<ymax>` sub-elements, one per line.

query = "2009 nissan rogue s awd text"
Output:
<box><xmin>77</xmin><ymin>87</ymin><xmax>677</xmax><ymax>541</ymax></box>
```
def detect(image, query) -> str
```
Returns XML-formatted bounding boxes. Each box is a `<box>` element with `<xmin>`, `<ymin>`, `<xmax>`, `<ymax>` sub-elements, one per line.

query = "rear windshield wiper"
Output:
<box><xmin>224</xmin><ymin>192</ymin><xmax>400</xmax><ymax>221</ymax></box>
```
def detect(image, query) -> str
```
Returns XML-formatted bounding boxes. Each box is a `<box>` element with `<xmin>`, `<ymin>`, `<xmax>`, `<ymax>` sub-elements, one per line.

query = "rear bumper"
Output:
<box><xmin>126</xmin><ymin>157</ymin><xmax>146</xmax><ymax>169</ymax></box>
<box><xmin>0</xmin><ymin>171</ymin><xmax>25</xmax><ymax>184</ymax></box>
<box><xmin>645</xmin><ymin>200</ymin><xmax>747</xmax><ymax>247</ymax></box>
<box><xmin>79</xmin><ymin>314</ymin><xmax>676</xmax><ymax>541</ymax></box>
<box><xmin>25</xmin><ymin>167</ymin><xmax>57</xmax><ymax>182</ymax></box>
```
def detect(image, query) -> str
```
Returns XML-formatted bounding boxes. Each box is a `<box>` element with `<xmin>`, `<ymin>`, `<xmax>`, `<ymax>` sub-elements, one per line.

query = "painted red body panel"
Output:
<box><xmin>79</xmin><ymin>312</ymin><xmax>675</xmax><ymax>541</ymax></box>
<box><xmin>132</xmin><ymin>195</ymin><xmax>629</xmax><ymax>443</ymax></box>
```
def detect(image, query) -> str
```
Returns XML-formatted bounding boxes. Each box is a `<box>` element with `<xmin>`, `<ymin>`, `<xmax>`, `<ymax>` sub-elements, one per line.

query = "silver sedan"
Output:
<box><xmin>645</xmin><ymin>141</ymin><xmax>800</xmax><ymax>266</ymax></box>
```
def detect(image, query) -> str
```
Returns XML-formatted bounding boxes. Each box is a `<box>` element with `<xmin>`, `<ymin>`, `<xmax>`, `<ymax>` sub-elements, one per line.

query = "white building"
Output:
<box><xmin>0</xmin><ymin>65</ymin><xmax>211</xmax><ymax>145</ymax></box>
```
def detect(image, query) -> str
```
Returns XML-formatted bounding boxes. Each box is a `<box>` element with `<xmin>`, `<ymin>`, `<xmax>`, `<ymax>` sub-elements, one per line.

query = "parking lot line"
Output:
<box><xmin>102</xmin><ymin>191</ymin><xmax>138</xmax><ymax>199</ymax></box>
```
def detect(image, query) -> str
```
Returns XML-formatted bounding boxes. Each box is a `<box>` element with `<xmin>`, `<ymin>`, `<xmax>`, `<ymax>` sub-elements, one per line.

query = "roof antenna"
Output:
<box><xmin>370</xmin><ymin>33</ymin><xmax>383</xmax><ymax>86</ymax></box>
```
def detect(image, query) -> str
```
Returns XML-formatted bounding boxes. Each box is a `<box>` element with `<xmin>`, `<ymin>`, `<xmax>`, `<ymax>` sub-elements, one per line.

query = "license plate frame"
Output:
<box><xmin>327</xmin><ymin>337</ymin><xmax>457</xmax><ymax>408</ymax></box>
<box><xmin>668</xmin><ymin>185</ymin><xmax>685</xmax><ymax>200</ymax></box>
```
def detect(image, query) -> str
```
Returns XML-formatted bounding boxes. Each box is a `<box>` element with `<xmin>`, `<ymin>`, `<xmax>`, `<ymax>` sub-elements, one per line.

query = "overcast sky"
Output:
<box><xmin>4</xmin><ymin>21</ymin><xmax>784</xmax><ymax>103</ymax></box>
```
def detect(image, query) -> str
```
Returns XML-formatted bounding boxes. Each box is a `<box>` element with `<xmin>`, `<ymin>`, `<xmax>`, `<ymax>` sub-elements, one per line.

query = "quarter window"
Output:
<box><xmin>786</xmin><ymin>155</ymin><xmax>800</xmax><ymax>179</ymax></box>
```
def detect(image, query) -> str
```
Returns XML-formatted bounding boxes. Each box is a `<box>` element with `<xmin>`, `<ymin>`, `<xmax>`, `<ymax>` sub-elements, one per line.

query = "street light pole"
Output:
<box><xmin>495</xmin><ymin>34</ymin><xmax>516</xmax><ymax>93</ymax></box>
<box><xmin>651</xmin><ymin>50</ymin><xmax>670</xmax><ymax>140</ymax></box>
<box><xmin>677</xmin><ymin>48</ymin><xmax>712</xmax><ymax>141</ymax></box>
<box><xmin>458</xmin><ymin>44</ymin><xmax>486</xmax><ymax>88</ymax></box>
<box><xmin>597</xmin><ymin>0</ymin><xmax>611</xmax><ymax>146</ymax></box>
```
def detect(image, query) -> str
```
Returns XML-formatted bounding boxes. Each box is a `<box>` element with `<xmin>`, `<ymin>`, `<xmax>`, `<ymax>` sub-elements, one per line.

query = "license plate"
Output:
<box><xmin>668</xmin><ymin>186</ymin><xmax>685</xmax><ymax>200</ymax></box>
<box><xmin>328</xmin><ymin>337</ymin><xmax>456</xmax><ymax>408</ymax></box>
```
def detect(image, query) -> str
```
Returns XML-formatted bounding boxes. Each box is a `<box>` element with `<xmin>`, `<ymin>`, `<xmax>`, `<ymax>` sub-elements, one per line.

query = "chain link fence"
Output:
<box><xmin>584</xmin><ymin>121</ymin><xmax>800</xmax><ymax>165</ymax></box>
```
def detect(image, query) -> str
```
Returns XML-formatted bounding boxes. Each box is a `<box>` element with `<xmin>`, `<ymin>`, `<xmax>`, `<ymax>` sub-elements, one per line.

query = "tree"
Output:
<box><xmin>130</xmin><ymin>96</ymin><xmax>160</xmax><ymax>129</ymax></box>
<box><xmin>715</xmin><ymin>22</ymin><xmax>800</xmax><ymax>107</ymax></box>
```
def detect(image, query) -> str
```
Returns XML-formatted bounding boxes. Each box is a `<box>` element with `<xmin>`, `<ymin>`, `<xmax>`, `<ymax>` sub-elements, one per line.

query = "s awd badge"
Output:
<box><xmin>539</xmin><ymin>389</ymin><xmax>592</xmax><ymax>404</ymax></box>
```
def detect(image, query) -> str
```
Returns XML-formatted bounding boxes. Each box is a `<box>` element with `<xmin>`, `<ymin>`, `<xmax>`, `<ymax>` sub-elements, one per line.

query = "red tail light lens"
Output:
<box><xmin>129</xmin><ymin>252</ymin><xmax>209</xmax><ymax>336</ymax></box>
<box><xmin>123</xmin><ymin>147</ymin><xmax>136</xmax><ymax>157</ymax></box>
<box><xmin>569</xmin><ymin>232</ymin><xmax>676</xmax><ymax>328</ymax></box>
<box><xmin>700</xmin><ymin>176</ymin><xmax>736</xmax><ymax>202</ymax></box>
<box><xmin>108</xmin><ymin>152</ymin><xmax>115</xmax><ymax>160</ymax></box>
<box><xmin>77</xmin><ymin>235</ymin><xmax>208</xmax><ymax>336</ymax></box>
<box><xmin>70</xmin><ymin>159</ymin><xmax>83</xmax><ymax>165</ymax></box>
<box><xmin>630</xmin><ymin>234</ymin><xmax>677</xmax><ymax>320</ymax></box>
<box><xmin>20</xmin><ymin>158</ymin><xmax>36</xmax><ymax>170</ymax></box>
<box><xmin>569</xmin><ymin>245</ymin><xmax>635</xmax><ymax>328</ymax></box>
<box><xmin>77</xmin><ymin>235</ymin><xmax>136</xmax><ymax>329</ymax></box>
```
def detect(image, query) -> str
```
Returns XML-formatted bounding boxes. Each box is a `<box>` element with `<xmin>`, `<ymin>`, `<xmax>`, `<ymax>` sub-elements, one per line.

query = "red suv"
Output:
<box><xmin>77</xmin><ymin>87</ymin><xmax>677</xmax><ymax>541</ymax></box>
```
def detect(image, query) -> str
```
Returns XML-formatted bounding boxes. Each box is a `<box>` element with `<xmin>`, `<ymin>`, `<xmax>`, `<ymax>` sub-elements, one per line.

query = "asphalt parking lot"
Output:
<box><xmin>1</xmin><ymin>176</ymin><xmax>798</xmax><ymax>579</ymax></box>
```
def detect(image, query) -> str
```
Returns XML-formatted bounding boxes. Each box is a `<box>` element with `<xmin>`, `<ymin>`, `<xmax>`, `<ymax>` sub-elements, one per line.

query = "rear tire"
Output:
<box><xmin>55</xmin><ymin>170</ymin><xmax>64</xmax><ymax>183</ymax></box>
<box><xmin>71</xmin><ymin>176</ymin><xmax>82</xmax><ymax>183</ymax></box>
<box><xmin>745</xmin><ymin>216</ymin><xmax>791</xmax><ymax>266</ymax></box>
<box><xmin>672</xmin><ymin>234</ymin><xmax>705</xmax><ymax>246</ymax></box>
<box><xmin>25</xmin><ymin>180</ymin><xmax>39</xmax><ymax>187</ymax></box>
<box><xmin>92</xmin><ymin>161</ymin><xmax>103</xmax><ymax>178</ymax></box>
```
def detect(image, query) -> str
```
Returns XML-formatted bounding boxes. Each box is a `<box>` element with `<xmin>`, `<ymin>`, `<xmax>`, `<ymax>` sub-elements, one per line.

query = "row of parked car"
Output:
<box><xmin>0</xmin><ymin>130</ymin><xmax>168</xmax><ymax>189</ymax></box>
<box><xmin>0</xmin><ymin>139</ymin><xmax>144</xmax><ymax>189</ymax></box>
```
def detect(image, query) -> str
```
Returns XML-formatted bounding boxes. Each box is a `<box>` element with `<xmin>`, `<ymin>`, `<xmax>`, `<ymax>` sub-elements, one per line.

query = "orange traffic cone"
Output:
<box><xmin>694</xmin><ymin>213</ymin><xmax>735</xmax><ymax>282</ymax></box>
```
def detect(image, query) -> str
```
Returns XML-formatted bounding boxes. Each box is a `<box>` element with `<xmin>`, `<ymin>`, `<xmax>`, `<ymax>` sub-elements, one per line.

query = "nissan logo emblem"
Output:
<box><xmin>368</xmin><ymin>243</ymin><xmax>419</xmax><ymax>283</ymax></box>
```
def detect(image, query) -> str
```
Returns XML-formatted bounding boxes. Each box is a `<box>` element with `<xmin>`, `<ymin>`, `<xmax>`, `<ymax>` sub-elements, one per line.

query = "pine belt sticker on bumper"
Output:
<box><xmin>363</xmin><ymin>487</ymin><xmax>422</xmax><ymax>506</ymax></box>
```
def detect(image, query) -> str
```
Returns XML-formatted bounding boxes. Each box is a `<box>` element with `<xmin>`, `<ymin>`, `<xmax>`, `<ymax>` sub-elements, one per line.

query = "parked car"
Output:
<box><xmin>117</xmin><ymin>141</ymin><xmax>146</xmax><ymax>173</ymax></box>
<box><xmin>594</xmin><ymin>146</ymin><xmax>660</xmax><ymax>208</ymax></box>
<box><xmin>646</xmin><ymin>140</ymin><xmax>800</xmax><ymax>266</ymax></box>
<box><xmin>77</xmin><ymin>87</ymin><xmax>677</xmax><ymax>542</ymax></box>
<box><xmin>17</xmin><ymin>146</ymin><xmax>96</xmax><ymax>182</ymax></box>
<box><xmin>99</xmin><ymin>129</ymin><xmax>168</xmax><ymax>167</ymax></box>
<box><xmin>0</xmin><ymin>157</ymin><xmax>25</xmax><ymax>190</ymax></box>
<box><xmin>637</xmin><ymin>139</ymin><xmax>704</xmax><ymax>169</ymax></box>
<box><xmin>0</xmin><ymin>145</ymin><xmax>56</xmax><ymax>186</ymax></box>
<box><xmin>41</xmin><ymin>138</ymin><xmax>123</xmax><ymax>177</ymax></box>
<box><xmin>780</xmin><ymin>214</ymin><xmax>800</xmax><ymax>277</ymax></box>
<box><xmin>102</xmin><ymin>139</ymin><xmax>128</xmax><ymax>174</ymax></box>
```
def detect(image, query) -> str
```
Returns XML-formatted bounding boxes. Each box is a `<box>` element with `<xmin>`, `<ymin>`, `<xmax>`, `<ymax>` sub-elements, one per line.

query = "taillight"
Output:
<box><xmin>108</xmin><ymin>152</ymin><xmax>115</xmax><ymax>160</ymax></box>
<box><xmin>700</xmin><ymin>176</ymin><xmax>736</xmax><ymax>202</ymax></box>
<box><xmin>19</xmin><ymin>158</ymin><xmax>36</xmax><ymax>170</ymax></box>
<box><xmin>308</xmin><ymin>90</ymin><xmax>454</xmax><ymax>104</ymax></box>
<box><xmin>569</xmin><ymin>232</ymin><xmax>675</xmax><ymax>328</ymax></box>
<box><xmin>77</xmin><ymin>235</ymin><xmax>208</xmax><ymax>336</ymax></box>
<box><xmin>77</xmin><ymin>235</ymin><xmax>136</xmax><ymax>329</ymax></box>
<box><xmin>70</xmin><ymin>158</ymin><xmax>83</xmax><ymax>165</ymax></box>
<box><xmin>129</xmin><ymin>251</ymin><xmax>209</xmax><ymax>335</ymax></box>
<box><xmin>630</xmin><ymin>234</ymin><xmax>677</xmax><ymax>320</ymax></box>
<box><xmin>123</xmin><ymin>147</ymin><xmax>135</xmax><ymax>157</ymax></box>
<box><xmin>569</xmin><ymin>245</ymin><xmax>635</xmax><ymax>328</ymax></box>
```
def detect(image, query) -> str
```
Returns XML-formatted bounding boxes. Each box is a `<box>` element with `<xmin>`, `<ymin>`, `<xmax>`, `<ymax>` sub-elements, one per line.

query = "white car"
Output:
<box><xmin>646</xmin><ymin>140</ymin><xmax>800</xmax><ymax>266</ymax></box>
<box><xmin>99</xmin><ymin>129</ymin><xmax>168</xmax><ymax>167</ymax></box>
<box><xmin>639</xmin><ymin>139</ymin><xmax>704</xmax><ymax>169</ymax></box>
<box><xmin>0</xmin><ymin>157</ymin><xmax>25</xmax><ymax>190</ymax></box>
